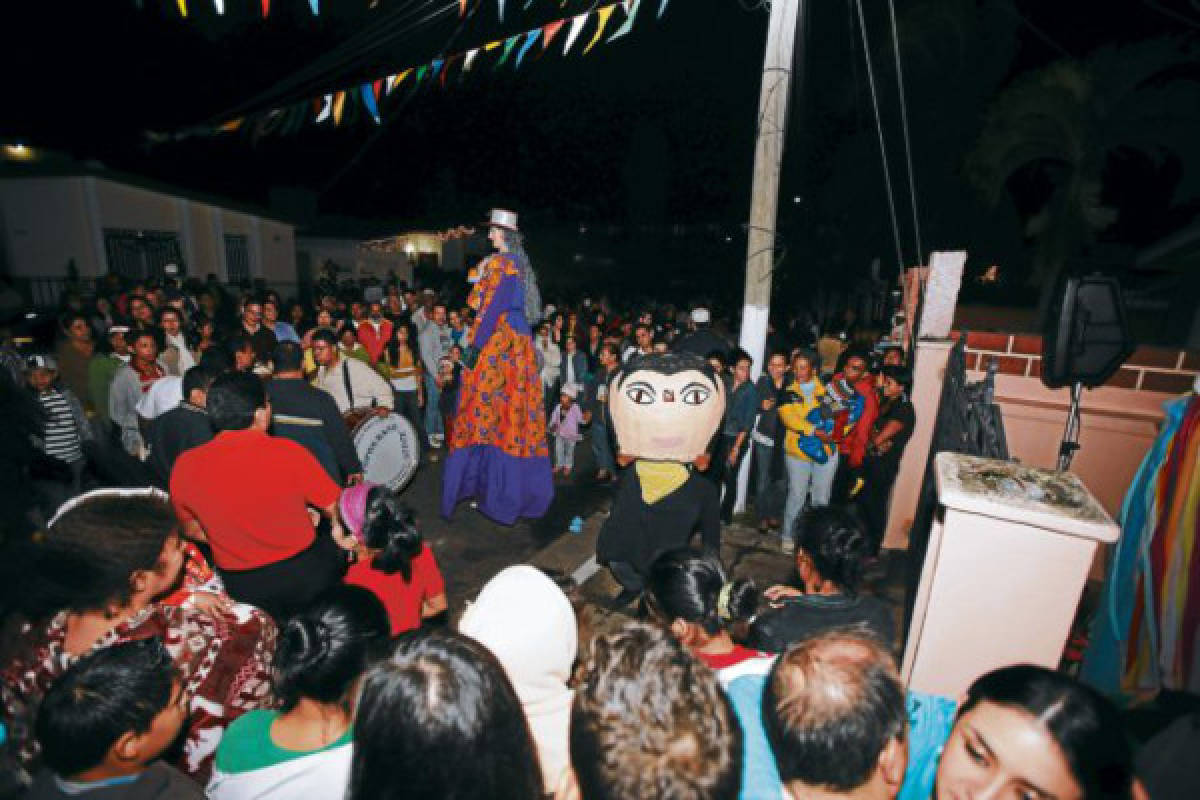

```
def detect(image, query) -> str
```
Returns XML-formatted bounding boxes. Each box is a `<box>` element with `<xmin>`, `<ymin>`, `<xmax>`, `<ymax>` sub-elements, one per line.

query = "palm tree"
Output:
<box><xmin>965</xmin><ymin>37</ymin><xmax>1200</xmax><ymax>309</ymax></box>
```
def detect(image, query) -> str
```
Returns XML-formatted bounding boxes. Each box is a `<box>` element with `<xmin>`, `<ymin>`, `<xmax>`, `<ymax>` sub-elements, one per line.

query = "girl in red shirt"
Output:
<box><xmin>338</xmin><ymin>483</ymin><xmax>447</xmax><ymax>636</ymax></box>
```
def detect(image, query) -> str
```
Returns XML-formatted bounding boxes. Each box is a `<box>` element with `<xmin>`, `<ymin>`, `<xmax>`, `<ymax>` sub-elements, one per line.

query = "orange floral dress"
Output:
<box><xmin>441</xmin><ymin>254</ymin><xmax>552</xmax><ymax>524</ymax></box>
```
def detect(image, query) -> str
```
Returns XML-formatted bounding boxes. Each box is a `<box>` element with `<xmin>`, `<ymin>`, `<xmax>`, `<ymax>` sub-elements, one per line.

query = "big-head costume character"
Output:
<box><xmin>596</xmin><ymin>352</ymin><xmax>726</xmax><ymax>599</ymax></box>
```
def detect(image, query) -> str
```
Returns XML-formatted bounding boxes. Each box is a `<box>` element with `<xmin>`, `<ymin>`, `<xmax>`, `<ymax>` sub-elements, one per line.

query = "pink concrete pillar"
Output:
<box><xmin>882</xmin><ymin>338</ymin><xmax>954</xmax><ymax>549</ymax></box>
<box><xmin>902</xmin><ymin>453</ymin><xmax>1118</xmax><ymax>698</ymax></box>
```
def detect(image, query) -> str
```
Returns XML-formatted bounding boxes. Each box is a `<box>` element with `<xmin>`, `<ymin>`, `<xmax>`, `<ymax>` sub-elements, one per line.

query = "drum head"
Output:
<box><xmin>351</xmin><ymin>413</ymin><xmax>421</xmax><ymax>492</ymax></box>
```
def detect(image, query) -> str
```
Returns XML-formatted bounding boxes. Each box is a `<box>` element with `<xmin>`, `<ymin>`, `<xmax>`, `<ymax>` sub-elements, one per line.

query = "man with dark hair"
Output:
<box><xmin>146</xmin><ymin>365</ymin><xmax>215</xmax><ymax>486</ymax></box>
<box><xmin>238</xmin><ymin>295</ymin><xmax>277</xmax><ymax>364</ymax></box>
<box><xmin>170</xmin><ymin>371</ymin><xmax>354</xmax><ymax>619</ymax></box>
<box><xmin>417</xmin><ymin>302</ymin><xmax>452</xmax><ymax>447</ymax></box>
<box><xmin>157</xmin><ymin>306</ymin><xmax>193</xmax><ymax>376</ymax></box>
<box><xmin>583</xmin><ymin>342</ymin><xmax>621</xmax><ymax>482</ymax></box>
<box><xmin>832</xmin><ymin>349</ymin><xmax>879</xmax><ymax>503</ymax></box>
<box><xmin>763</xmin><ymin>630</ymin><xmax>908</xmax><ymax>800</ymax></box>
<box><xmin>28</xmin><ymin>638</ymin><xmax>203</xmax><ymax>799</ymax></box>
<box><xmin>311</xmin><ymin>328</ymin><xmax>394</xmax><ymax>414</ymax></box>
<box><xmin>568</xmin><ymin>621</ymin><xmax>742</xmax><ymax>800</ymax></box>
<box><xmin>268</xmin><ymin>341</ymin><xmax>363</xmax><ymax>484</ymax></box>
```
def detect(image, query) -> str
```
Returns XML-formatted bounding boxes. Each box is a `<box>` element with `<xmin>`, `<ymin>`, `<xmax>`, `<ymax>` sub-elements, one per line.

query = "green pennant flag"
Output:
<box><xmin>495</xmin><ymin>34</ymin><xmax>520</xmax><ymax>68</ymax></box>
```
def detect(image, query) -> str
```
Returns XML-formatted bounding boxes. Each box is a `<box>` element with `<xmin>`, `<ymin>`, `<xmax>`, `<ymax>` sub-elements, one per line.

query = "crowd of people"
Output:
<box><xmin>0</xmin><ymin>237</ymin><xmax>1189</xmax><ymax>799</ymax></box>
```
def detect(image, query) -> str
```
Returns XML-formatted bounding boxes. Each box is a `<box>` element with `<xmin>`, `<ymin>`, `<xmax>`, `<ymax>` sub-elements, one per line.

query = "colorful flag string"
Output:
<box><xmin>190</xmin><ymin>0</ymin><xmax>657</xmax><ymax>141</ymax></box>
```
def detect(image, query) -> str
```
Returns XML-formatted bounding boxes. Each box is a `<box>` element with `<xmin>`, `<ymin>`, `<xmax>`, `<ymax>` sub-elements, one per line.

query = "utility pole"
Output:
<box><xmin>735</xmin><ymin>0</ymin><xmax>803</xmax><ymax>513</ymax></box>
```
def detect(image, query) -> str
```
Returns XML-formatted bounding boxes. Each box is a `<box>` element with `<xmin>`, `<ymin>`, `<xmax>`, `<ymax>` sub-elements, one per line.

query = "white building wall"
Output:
<box><xmin>0</xmin><ymin>175</ymin><xmax>297</xmax><ymax>288</ymax></box>
<box><xmin>0</xmin><ymin>177</ymin><xmax>99</xmax><ymax>277</ymax></box>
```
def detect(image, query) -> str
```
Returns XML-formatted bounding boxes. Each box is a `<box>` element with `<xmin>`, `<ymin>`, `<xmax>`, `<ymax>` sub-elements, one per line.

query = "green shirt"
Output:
<box><xmin>214</xmin><ymin>710</ymin><xmax>353</xmax><ymax>774</ymax></box>
<box><xmin>87</xmin><ymin>354</ymin><xmax>123</xmax><ymax>424</ymax></box>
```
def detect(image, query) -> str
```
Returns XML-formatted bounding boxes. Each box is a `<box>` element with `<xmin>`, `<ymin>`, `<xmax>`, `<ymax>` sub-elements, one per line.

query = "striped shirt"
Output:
<box><xmin>37</xmin><ymin>388</ymin><xmax>83</xmax><ymax>464</ymax></box>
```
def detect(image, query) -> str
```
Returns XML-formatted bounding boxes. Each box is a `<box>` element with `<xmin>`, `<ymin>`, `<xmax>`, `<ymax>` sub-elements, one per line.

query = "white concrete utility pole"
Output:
<box><xmin>735</xmin><ymin>0</ymin><xmax>802</xmax><ymax>513</ymax></box>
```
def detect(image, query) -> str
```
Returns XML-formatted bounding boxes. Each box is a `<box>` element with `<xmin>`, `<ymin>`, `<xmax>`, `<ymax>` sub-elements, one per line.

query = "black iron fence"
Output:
<box><xmin>904</xmin><ymin>336</ymin><xmax>1010</xmax><ymax>632</ymax></box>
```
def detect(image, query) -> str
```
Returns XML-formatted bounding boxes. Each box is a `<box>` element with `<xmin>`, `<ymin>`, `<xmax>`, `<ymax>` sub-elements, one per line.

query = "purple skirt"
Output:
<box><xmin>441</xmin><ymin>445</ymin><xmax>553</xmax><ymax>525</ymax></box>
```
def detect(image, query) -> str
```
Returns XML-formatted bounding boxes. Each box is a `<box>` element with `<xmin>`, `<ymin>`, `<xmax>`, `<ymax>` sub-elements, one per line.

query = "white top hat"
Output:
<box><xmin>487</xmin><ymin>208</ymin><xmax>519</xmax><ymax>231</ymax></box>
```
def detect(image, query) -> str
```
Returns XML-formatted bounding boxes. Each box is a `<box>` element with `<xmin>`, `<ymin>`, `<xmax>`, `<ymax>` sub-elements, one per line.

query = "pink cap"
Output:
<box><xmin>339</xmin><ymin>482</ymin><xmax>380</xmax><ymax>541</ymax></box>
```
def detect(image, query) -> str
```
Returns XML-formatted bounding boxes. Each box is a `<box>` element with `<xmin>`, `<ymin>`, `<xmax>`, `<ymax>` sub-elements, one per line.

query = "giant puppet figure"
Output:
<box><xmin>441</xmin><ymin>209</ymin><xmax>553</xmax><ymax>525</ymax></box>
<box><xmin>596</xmin><ymin>352</ymin><xmax>726</xmax><ymax>606</ymax></box>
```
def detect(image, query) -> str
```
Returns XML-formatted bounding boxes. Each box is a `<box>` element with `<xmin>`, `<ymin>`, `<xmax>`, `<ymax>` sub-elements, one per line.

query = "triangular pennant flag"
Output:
<box><xmin>582</xmin><ymin>5</ymin><xmax>616</xmax><ymax>54</ymax></box>
<box><xmin>495</xmin><ymin>35</ymin><xmax>519</xmax><ymax>68</ymax></box>
<box><xmin>514</xmin><ymin>29</ymin><xmax>542</xmax><ymax>69</ymax></box>
<box><xmin>308</xmin><ymin>0</ymin><xmax>318</xmax><ymax>13</ymax></box>
<box><xmin>607</xmin><ymin>0</ymin><xmax>640</xmax><ymax>43</ymax></box>
<box><xmin>415</xmin><ymin>64</ymin><xmax>428</xmax><ymax>85</ymax></box>
<box><xmin>484</xmin><ymin>39</ymin><xmax>503</xmax><ymax>51</ymax></box>
<box><xmin>261</xmin><ymin>0</ymin><xmax>269</xmax><ymax>16</ymax></box>
<box><xmin>562</xmin><ymin>13</ymin><xmax>589</xmax><ymax>55</ymax></box>
<box><xmin>315</xmin><ymin>94</ymin><xmax>333</xmax><ymax>123</ymax></box>
<box><xmin>360</xmin><ymin>83</ymin><xmax>380</xmax><ymax>124</ymax></box>
<box><xmin>388</xmin><ymin>68</ymin><xmax>413</xmax><ymax>94</ymax></box>
<box><xmin>213</xmin><ymin>0</ymin><xmax>225</xmax><ymax>13</ymax></box>
<box><xmin>463</xmin><ymin>48</ymin><xmax>480</xmax><ymax>71</ymax></box>
<box><xmin>372</xmin><ymin>78</ymin><xmax>383</xmax><ymax>100</ymax></box>
<box><xmin>542</xmin><ymin>19</ymin><xmax>566</xmax><ymax>49</ymax></box>
<box><xmin>218</xmin><ymin>118</ymin><xmax>244</xmax><ymax>132</ymax></box>
<box><xmin>658</xmin><ymin>0</ymin><xmax>668</xmax><ymax>17</ymax></box>
<box><xmin>441</xmin><ymin>54</ymin><xmax>462</xmax><ymax>87</ymax></box>
<box><xmin>459</xmin><ymin>0</ymin><xmax>466</xmax><ymax>16</ymax></box>
<box><xmin>176</xmin><ymin>0</ymin><xmax>188</xmax><ymax>17</ymax></box>
<box><xmin>431</xmin><ymin>58</ymin><xmax>446</xmax><ymax>80</ymax></box>
<box><xmin>498</xmin><ymin>0</ymin><xmax>505</xmax><ymax>22</ymax></box>
<box><xmin>332</xmin><ymin>91</ymin><xmax>346</xmax><ymax>125</ymax></box>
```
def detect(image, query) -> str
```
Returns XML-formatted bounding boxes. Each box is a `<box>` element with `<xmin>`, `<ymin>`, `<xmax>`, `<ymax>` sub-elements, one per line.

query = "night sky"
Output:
<box><xmin>2</xmin><ymin>0</ymin><xmax>1197</xmax><ymax>300</ymax></box>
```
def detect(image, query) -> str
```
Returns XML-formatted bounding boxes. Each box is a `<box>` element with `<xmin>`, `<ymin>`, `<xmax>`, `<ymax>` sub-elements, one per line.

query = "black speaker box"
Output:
<box><xmin>1041</xmin><ymin>273</ymin><xmax>1135</xmax><ymax>389</ymax></box>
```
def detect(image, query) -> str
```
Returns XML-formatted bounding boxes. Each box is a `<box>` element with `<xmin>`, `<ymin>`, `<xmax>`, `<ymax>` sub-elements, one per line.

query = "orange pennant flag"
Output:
<box><xmin>583</xmin><ymin>5</ymin><xmax>616</xmax><ymax>54</ymax></box>
<box><xmin>459</xmin><ymin>0</ymin><xmax>467</xmax><ymax>15</ymax></box>
<box><xmin>332</xmin><ymin>91</ymin><xmax>346</xmax><ymax>125</ymax></box>
<box><xmin>218</xmin><ymin>118</ymin><xmax>244</xmax><ymax>132</ymax></box>
<box><xmin>542</xmin><ymin>18</ymin><xmax>566</xmax><ymax>49</ymax></box>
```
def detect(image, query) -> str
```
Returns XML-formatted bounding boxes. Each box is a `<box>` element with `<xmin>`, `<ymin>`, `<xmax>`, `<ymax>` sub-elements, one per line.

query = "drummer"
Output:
<box><xmin>268</xmin><ymin>341</ymin><xmax>365</xmax><ymax>485</ymax></box>
<box><xmin>310</xmin><ymin>329</ymin><xmax>394</xmax><ymax>415</ymax></box>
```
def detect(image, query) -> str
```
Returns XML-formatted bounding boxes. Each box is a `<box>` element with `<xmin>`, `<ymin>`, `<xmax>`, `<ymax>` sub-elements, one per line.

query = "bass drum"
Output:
<box><xmin>348</xmin><ymin>411</ymin><xmax>421</xmax><ymax>492</ymax></box>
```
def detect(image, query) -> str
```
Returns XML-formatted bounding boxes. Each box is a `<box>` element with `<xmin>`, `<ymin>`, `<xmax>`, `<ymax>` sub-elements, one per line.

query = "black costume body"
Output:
<box><xmin>597</xmin><ymin>466</ymin><xmax>721</xmax><ymax>589</ymax></box>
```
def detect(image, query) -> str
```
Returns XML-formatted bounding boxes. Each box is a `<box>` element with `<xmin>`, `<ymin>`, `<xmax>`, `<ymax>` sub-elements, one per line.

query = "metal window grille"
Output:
<box><xmin>103</xmin><ymin>229</ymin><xmax>182</xmax><ymax>281</ymax></box>
<box><xmin>224</xmin><ymin>234</ymin><xmax>251</xmax><ymax>286</ymax></box>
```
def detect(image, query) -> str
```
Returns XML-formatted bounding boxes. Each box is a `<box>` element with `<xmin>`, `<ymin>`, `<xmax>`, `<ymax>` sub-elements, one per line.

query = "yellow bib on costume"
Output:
<box><xmin>636</xmin><ymin>460</ymin><xmax>690</xmax><ymax>505</ymax></box>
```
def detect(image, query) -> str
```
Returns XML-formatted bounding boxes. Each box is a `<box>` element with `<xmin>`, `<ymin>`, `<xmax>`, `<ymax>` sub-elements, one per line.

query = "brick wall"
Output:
<box><xmin>953</xmin><ymin>331</ymin><xmax>1200</xmax><ymax>394</ymax></box>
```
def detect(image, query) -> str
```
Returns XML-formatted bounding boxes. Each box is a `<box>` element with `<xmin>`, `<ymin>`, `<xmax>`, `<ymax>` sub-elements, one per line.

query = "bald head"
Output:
<box><xmin>763</xmin><ymin>630</ymin><xmax>907</xmax><ymax>798</ymax></box>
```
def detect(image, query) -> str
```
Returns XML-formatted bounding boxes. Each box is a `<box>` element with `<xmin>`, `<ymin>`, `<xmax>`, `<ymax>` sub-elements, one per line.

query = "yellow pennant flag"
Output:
<box><xmin>332</xmin><ymin>91</ymin><xmax>346</xmax><ymax>125</ymax></box>
<box><xmin>177</xmin><ymin>0</ymin><xmax>188</xmax><ymax>16</ymax></box>
<box><xmin>582</xmin><ymin>4</ymin><xmax>616</xmax><ymax>54</ymax></box>
<box><xmin>484</xmin><ymin>39</ymin><xmax>504</xmax><ymax>51</ymax></box>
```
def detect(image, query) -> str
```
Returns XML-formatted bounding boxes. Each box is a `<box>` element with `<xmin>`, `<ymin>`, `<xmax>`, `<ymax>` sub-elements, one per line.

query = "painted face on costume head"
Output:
<box><xmin>608</xmin><ymin>353</ymin><xmax>726</xmax><ymax>463</ymax></box>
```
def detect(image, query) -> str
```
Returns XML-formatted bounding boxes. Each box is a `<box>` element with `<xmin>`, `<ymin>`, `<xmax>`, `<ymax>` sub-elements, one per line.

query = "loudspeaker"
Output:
<box><xmin>1041</xmin><ymin>273</ymin><xmax>1135</xmax><ymax>389</ymax></box>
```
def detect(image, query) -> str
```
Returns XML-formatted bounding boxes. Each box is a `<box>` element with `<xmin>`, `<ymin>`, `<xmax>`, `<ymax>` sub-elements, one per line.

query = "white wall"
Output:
<box><xmin>0</xmin><ymin>177</ymin><xmax>101</xmax><ymax>277</ymax></box>
<box><xmin>0</xmin><ymin>175</ymin><xmax>297</xmax><ymax>286</ymax></box>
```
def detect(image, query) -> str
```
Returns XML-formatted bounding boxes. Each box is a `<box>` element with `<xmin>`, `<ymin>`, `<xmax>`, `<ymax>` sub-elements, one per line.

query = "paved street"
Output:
<box><xmin>403</xmin><ymin>430</ymin><xmax>908</xmax><ymax>654</ymax></box>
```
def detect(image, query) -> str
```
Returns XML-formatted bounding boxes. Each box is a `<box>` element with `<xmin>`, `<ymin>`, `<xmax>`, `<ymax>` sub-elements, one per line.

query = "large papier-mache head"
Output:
<box><xmin>609</xmin><ymin>352</ymin><xmax>726</xmax><ymax>463</ymax></box>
